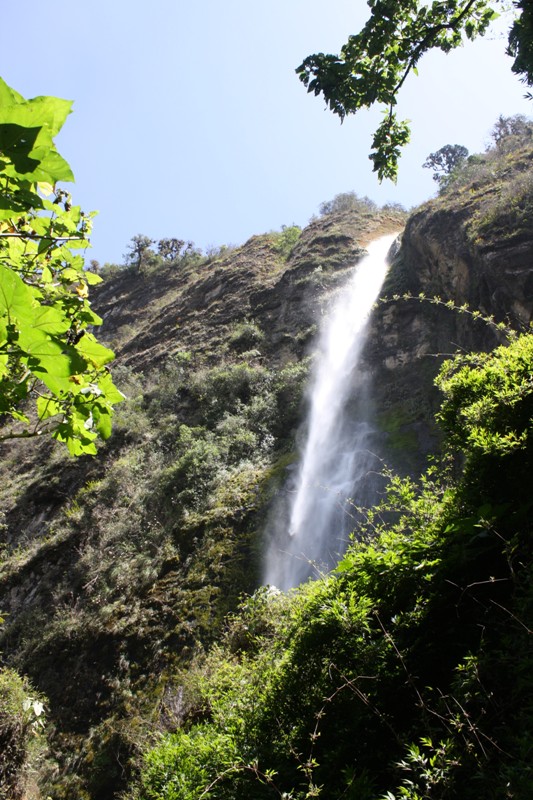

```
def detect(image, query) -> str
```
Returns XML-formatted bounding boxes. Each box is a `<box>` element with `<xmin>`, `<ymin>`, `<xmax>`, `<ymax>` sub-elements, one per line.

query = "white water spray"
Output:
<box><xmin>264</xmin><ymin>233</ymin><xmax>399</xmax><ymax>590</ymax></box>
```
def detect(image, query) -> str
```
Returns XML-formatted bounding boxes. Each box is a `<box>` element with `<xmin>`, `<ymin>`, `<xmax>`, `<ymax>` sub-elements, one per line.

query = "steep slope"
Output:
<box><xmin>139</xmin><ymin>331</ymin><xmax>533</xmax><ymax>800</ymax></box>
<box><xmin>1</xmin><ymin>132</ymin><xmax>533</xmax><ymax>798</ymax></box>
<box><xmin>0</xmin><ymin>206</ymin><xmax>404</xmax><ymax>799</ymax></box>
<box><xmin>134</xmin><ymin>141</ymin><xmax>533</xmax><ymax>800</ymax></box>
<box><xmin>95</xmin><ymin>209</ymin><xmax>402</xmax><ymax>369</ymax></box>
<box><xmin>362</xmin><ymin>138</ymin><xmax>533</xmax><ymax>476</ymax></box>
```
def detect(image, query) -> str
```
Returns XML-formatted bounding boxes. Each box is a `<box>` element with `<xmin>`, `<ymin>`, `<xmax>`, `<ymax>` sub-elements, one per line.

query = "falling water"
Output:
<box><xmin>264</xmin><ymin>232</ymin><xmax>399</xmax><ymax>590</ymax></box>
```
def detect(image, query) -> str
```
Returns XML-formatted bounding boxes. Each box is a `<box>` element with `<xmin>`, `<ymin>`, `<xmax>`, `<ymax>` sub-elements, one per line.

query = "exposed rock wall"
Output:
<box><xmin>363</xmin><ymin>145</ymin><xmax>533</xmax><ymax>476</ymax></box>
<box><xmin>1</xmin><ymin>148</ymin><xmax>533</xmax><ymax>798</ymax></box>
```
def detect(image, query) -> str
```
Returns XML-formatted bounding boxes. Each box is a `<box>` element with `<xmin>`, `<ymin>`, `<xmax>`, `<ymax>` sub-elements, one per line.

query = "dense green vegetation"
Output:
<box><xmin>0</xmin><ymin>76</ymin><xmax>124</xmax><ymax>799</ymax></box>
<box><xmin>0</xmin><ymin>668</ymin><xmax>45</xmax><ymax>799</ymax></box>
<box><xmin>1</xmin><ymin>77</ymin><xmax>532</xmax><ymax>799</ymax></box>
<box><xmin>0</xmin><ymin>78</ymin><xmax>122</xmax><ymax>455</ymax></box>
<box><xmin>136</xmin><ymin>332</ymin><xmax>533</xmax><ymax>799</ymax></box>
<box><xmin>0</xmin><ymin>347</ymin><xmax>311</xmax><ymax>798</ymax></box>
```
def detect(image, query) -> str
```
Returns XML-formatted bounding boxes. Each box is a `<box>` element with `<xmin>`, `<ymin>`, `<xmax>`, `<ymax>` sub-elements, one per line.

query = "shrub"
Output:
<box><xmin>156</xmin><ymin>426</ymin><xmax>223</xmax><ymax>512</ymax></box>
<box><xmin>271</xmin><ymin>359</ymin><xmax>310</xmax><ymax>438</ymax></box>
<box><xmin>189</xmin><ymin>363</ymin><xmax>272</xmax><ymax>426</ymax></box>
<box><xmin>0</xmin><ymin>668</ymin><xmax>45</xmax><ymax>800</ymax></box>
<box><xmin>319</xmin><ymin>192</ymin><xmax>377</xmax><ymax>216</ymax></box>
<box><xmin>227</xmin><ymin>320</ymin><xmax>264</xmax><ymax>354</ymax></box>
<box><xmin>269</xmin><ymin>225</ymin><xmax>302</xmax><ymax>260</ymax></box>
<box><xmin>140</xmin><ymin>725</ymin><xmax>240</xmax><ymax>800</ymax></box>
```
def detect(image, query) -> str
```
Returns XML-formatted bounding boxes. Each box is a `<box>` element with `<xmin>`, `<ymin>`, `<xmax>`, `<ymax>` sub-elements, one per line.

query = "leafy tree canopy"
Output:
<box><xmin>124</xmin><ymin>233</ymin><xmax>156</xmax><ymax>271</ymax></box>
<box><xmin>0</xmin><ymin>78</ymin><xmax>123</xmax><ymax>455</ymax></box>
<box><xmin>319</xmin><ymin>191</ymin><xmax>378</xmax><ymax>216</ymax></box>
<box><xmin>507</xmin><ymin>0</ymin><xmax>533</xmax><ymax>88</ymax></box>
<box><xmin>423</xmin><ymin>143</ymin><xmax>469</xmax><ymax>183</ymax></box>
<box><xmin>490</xmin><ymin>111</ymin><xmax>533</xmax><ymax>147</ymax></box>
<box><xmin>158</xmin><ymin>237</ymin><xmax>187</xmax><ymax>261</ymax></box>
<box><xmin>297</xmin><ymin>1</ymin><xmax>532</xmax><ymax>181</ymax></box>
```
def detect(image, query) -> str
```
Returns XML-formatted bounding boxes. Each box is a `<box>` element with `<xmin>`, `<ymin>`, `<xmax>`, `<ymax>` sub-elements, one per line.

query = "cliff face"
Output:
<box><xmin>362</xmin><ymin>140</ymin><xmax>533</xmax><ymax>475</ymax></box>
<box><xmin>1</xmin><ymin>141</ymin><xmax>533</xmax><ymax>798</ymax></box>
<box><xmin>0</xmin><ymin>205</ymin><xmax>406</xmax><ymax>799</ymax></box>
<box><xmin>401</xmin><ymin>144</ymin><xmax>533</xmax><ymax>326</ymax></box>
<box><xmin>94</xmin><ymin>208</ymin><xmax>403</xmax><ymax>370</ymax></box>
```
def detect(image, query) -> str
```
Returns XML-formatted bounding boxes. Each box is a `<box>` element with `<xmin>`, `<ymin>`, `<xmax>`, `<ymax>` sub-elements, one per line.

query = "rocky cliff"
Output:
<box><xmin>94</xmin><ymin>208</ymin><xmax>402</xmax><ymax>370</ymax></box>
<box><xmin>0</xmin><ymin>137</ymin><xmax>533</xmax><ymax>798</ymax></box>
<box><xmin>0</xmin><ymin>203</ymin><xmax>405</xmax><ymax>799</ymax></box>
<box><xmin>363</xmin><ymin>139</ymin><xmax>533</xmax><ymax>475</ymax></box>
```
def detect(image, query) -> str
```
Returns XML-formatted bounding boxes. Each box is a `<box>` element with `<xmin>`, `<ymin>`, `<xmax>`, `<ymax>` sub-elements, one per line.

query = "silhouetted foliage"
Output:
<box><xmin>423</xmin><ymin>144</ymin><xmax>469</xmax><ymax>184</ymax></box>
<box><xmin>490</xmin><ymin>113</ymin><xmax>533</xmax><ymax>150</ymax></box>
<box><xmin>319</xmin><ymin>191</ymin><xmax>377</xmax><ymax>216</ymax></box>
<box><xmin>124</xmin><ymin>234</ymin><xmax>156</xmax><ymax>272</ymax></box>
<box><xmin>157</xmin><ymin>238</ymin><xmax>186</xmax><ymax>261</ymax></box>
<box><xmin>298</xmin><ymin>2</ymin><xmax>533</xmax><ymax>180</ymax></box>
<box><xmin>507</xmin><ymin>0</ymin><xmax>533</xmax><ymax>87</ymax></box>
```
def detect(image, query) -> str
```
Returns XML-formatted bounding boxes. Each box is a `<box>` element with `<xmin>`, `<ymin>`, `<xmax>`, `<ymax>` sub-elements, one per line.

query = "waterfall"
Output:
<box><xmin>264</xmin><ymin>232</ymin><xmax>399</xmax><ymax>590</ymax></box>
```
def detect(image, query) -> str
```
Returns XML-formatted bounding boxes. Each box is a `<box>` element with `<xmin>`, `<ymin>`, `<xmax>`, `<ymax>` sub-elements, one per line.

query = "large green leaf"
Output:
<box><xmin>0</xmin><ymin>95</ymin><xmax>72</xmax><ymax>140</ymax></box>
<box><xmin>76</xmin><ymin>333</ymin><xmax>116</xmax><ymax>368</ymax></box>
<box><xmin>0</xmin><ymin>77</ymin><xmax>24</xmax><ymax>105</ymax></box>
<box><xmin>0</xmin><ymin>264</ymin><xmax>36</xmax><ymax>321</ymax></box>
<box><xmin>93</xmin><ymin>407</ymin><xmax>112</xmax><ymax>439</ymax></box>
<box><xmin>27</xmin><ymin>146</ymin><xmax>74</xmax><ymax>183</ymax></box>
<box><xmin>97</xmin><ymin>370</ymin><xmax>125</xmax><ymax>405</ymax></box>
<box><xmin>0</xmin><ymin>318</ymin><xmax>8</xmax><ymax>348</ymax></box>
<box><xmin>36</xmin><ymin>395</ymin><xmax>63</xmax><ymax>421</ymax></box>
<box><xmin>0</xmin><ymin>77</ymin><xmax>120</xmax><ymax>454</ymax></box>
<box><xmin>0</xmin><ymin>123</ymin><xmax>41</xmax><ymax>175</ymax></box>
<box><xmin>0</xmin><ymin>95</ymin><xmax>74</xmax><ymax>182</ymax></box>
<box><xmin>24</xmin><ymin>351</ymin><xmax>86</xmax><ymax>396</ymax></box>
<box><xmin>15</xmin><ymin>304</ymin><xmax>70</xmax><ymax>336</ymax></box>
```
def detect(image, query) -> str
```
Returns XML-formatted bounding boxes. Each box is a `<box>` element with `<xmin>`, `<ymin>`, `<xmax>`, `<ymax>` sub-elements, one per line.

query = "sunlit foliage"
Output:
<box><xmin>0</xmin><ymin>78</ymin><xmax>122</xmax><ymax>454</ymax></box>
<box><xmin>297</xmin><ymin>1</ymin><xmax>530</xmax><ymax>181</ymax></box>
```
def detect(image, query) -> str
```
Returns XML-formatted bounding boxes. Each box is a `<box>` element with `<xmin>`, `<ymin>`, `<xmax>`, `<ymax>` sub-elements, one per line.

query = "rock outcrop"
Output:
<box><xmin>362</xmin><ymin>141</ymin><xmax>533</xmax><ymax>475</ymax></box>
<box><xmin>1</xmin><ymin>139</ymin><xmax>533</xmax><ymax>799</ymax></box>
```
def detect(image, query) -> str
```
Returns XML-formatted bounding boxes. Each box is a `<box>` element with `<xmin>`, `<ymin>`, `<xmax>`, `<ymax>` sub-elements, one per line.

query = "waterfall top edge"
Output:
<box><xmin>264</xmin><ymin>229</ymin><xmax>398</xmax><ymax>590</ymax></box>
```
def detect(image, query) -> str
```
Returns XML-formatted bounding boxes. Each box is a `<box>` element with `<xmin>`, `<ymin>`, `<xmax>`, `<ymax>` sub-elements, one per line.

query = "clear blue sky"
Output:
<box><xmin>3</xmin><ymin>1</ymin><xmax>531</xmax><ymax>264</ymax></box>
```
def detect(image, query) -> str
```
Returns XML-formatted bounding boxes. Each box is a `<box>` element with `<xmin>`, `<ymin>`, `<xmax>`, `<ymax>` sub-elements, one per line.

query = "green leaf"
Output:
<box><xmin>0</xmin><ymin>77</ymin><xmax>24</xmax><ymax>105</ymax></box>
<box><xmin>75</xmin><ymin>333</ymin><xmax>115</xmax><ymax>368</ymax></box>
<box><xmin>0</xmin><ymin>264</ymin><xmax>36</xmax><ymax>321</ymax></box>
<box><xmin>83</xmin><ymin>270</ymin><xmax>102</xmax><ymax>286</ymax></box>
<box><xmin>0</xmin><ymin>353</ymin><xmax>8</xmax><ymax>378</ymax></box>
<box><xmin>97</xmin><ymin>371</ymin><xmax>125</xmax><ymax>405</ymax></box>
<box><xmin>0</xmin><ymin>123</ymin><xmax>41</xmax><ymax>174</ymax></box>
<box><xmin>0</xmin><ymin>77</ymin><xmax>119</xmax><ymax>454</ymax></box>
<box><xmin>0</xmin><ymin>94</ymin><xmax>74</xmax><ymax>183</ymax></box>
<box><xmin>37</xmin><ymin>395</ymin><xmax>63</xmax><ymax>421</ymax></box>
<box><xmin>93</xmin><ymin>406</ymin><xmax>112</xmax><ymax>439</ymax></box>
<box><xmin>29</xmin><ymin>147</ymin><xmax>74</xmax><ymax>183</ymax></box>
<box><xmin>0</xmin><ymin>96</ymin><xmax>72</xmax><ymax>142</ymax></box>
<box><xmin>41</xmin><ymin>265</ymin><xmax>54</xmax><ymax>284</ymax></box>
<box><xmin>16</xmin><ymin>304</ymin><xmax>70</xmax><ymax>336</ymax></box>
<box><xmin>60</xmin><ymin>267</ymin><xmax>83</xmax><ymax>283</ymax></box>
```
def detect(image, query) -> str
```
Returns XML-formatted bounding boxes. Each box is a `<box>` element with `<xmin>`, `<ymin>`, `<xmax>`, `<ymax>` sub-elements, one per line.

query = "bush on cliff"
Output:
<box><xmin>136</xmin><ymin>332</ymin><xmax>533</xmax><ymax>800</ymax></box>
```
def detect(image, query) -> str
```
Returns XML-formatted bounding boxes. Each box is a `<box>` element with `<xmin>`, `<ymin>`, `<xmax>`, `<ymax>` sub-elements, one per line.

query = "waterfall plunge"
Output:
<box><xmin>264</xmin><ymin>233</ymin><xmax>399</xmax><ymax>590</ymax></box>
